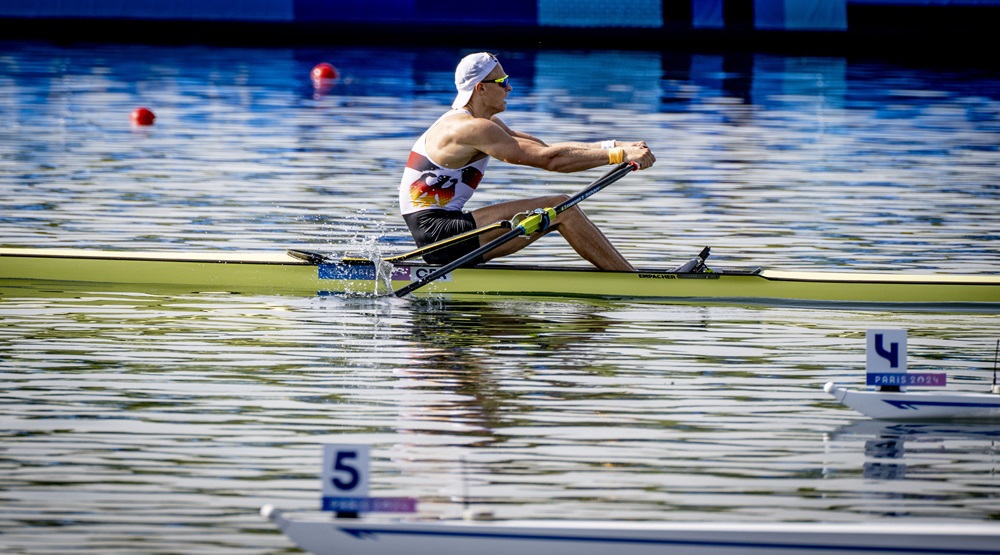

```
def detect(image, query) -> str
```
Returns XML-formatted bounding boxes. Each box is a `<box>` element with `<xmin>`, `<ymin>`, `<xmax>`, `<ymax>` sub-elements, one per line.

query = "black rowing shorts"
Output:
<box><xmin>403</xmin><ymin>209</ymin><xmax>483</xmax><ymax>266</ymax></box>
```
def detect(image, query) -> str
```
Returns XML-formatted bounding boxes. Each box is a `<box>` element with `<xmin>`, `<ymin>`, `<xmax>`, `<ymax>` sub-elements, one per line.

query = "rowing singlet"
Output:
<box><xmin>399</xmin><ymin>110</ymin><xmax>489</xmax><ymax>215</ymax></box>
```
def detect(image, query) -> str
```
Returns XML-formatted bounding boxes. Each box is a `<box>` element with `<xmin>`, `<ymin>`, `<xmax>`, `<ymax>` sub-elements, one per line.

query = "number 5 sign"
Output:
<box><xmin>320</xmin><ymin>444</ymin><xmax>417</xmax><ymax>514</ymax></box>
<box><xmin>322</xmin><ymin>445</ymin><xmax>370</xmax><ymax>499</ymax></box>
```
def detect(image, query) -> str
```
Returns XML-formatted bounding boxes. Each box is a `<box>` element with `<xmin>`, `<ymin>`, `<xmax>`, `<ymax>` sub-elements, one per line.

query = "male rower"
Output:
<box><xmin>399</xmin><ymin>52</ymin><xmax>656</xmax><ymax>271</ymax></box>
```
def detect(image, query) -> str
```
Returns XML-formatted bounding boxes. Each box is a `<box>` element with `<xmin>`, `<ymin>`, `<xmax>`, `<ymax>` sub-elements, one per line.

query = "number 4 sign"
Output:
<box><xmin>866</xmin><ymin>329</ymin><xmax>907</xmax><ymax>374</ymax></box>
<box><xmin>864</xmin><ymin>329</ymin><xmax>946</xmax><ymax>388</ymax></box>
<box><xmin>320</xmin><ymin>444</ymin><xmax>417</xmax><ymax>514</ymax></box>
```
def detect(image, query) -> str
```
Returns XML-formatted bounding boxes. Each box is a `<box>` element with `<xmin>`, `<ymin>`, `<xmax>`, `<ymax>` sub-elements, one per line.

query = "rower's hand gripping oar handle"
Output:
<box><xmin>391</xmin><ymin>161</ymin><xmax>639</xmax><ymax>298</ymax></box>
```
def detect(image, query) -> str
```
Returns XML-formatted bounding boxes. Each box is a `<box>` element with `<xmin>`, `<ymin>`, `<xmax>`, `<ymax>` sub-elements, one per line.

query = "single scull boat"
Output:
<box><xmin>2</xmin><ymin>247</ymin><xmax>999</xmax><ymax>306</ymax></box>
<box><xmin>826</xmin><ymin>337</ymin><xmax>1000</xmax><ymax>421</ymax></box>
<box><xmin>824</xmin><ymin>382</ymin><xmax>1000</xmax><ymax>421</ymax></box>
<box><xmin>260</xmin><ymin>505</ymin><xmax>1000</xmax><ymax>555</ymax></box>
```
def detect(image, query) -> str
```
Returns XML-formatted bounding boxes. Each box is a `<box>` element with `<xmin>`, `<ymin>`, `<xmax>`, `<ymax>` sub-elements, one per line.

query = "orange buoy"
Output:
<box><xmin>130</xmin><ymin>107</ymin><xmax>155</xmax><ymax>126</ymax></box>
<box><xmin>311</xmin><ymin>62</ymin><xmax>338</xmax><ymax>82</ymax></box>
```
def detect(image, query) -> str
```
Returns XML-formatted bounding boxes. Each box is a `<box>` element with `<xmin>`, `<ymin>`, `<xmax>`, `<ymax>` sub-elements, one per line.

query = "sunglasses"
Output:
<box><xmin>483</xmin><ymin>75</ymin><xmax>509</xmax><ymax>87</ymax></box>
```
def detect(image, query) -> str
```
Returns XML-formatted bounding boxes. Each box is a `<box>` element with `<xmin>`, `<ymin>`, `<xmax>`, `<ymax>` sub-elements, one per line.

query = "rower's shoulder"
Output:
<box><xmin>436</xmin><ymin>113</ymin><xmax>505</xmax><ymax>140</ymax></box>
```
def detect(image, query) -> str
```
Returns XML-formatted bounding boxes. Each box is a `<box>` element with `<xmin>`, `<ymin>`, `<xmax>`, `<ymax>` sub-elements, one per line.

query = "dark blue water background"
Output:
<box><xmin>1</xmin><ymin>41</ymin><xmax>999</xmax><ymax>555</ymax></box>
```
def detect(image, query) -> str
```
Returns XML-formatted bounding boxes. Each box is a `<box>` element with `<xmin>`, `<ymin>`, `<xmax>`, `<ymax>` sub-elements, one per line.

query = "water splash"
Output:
<box><xmin>340</xmin><ymin>209</ymin><xmax>394</xmax><ymax>259</ymax></box>
<box><xmin>374</xmin><ymin>259</ymin><xmax>396</xmax><ymax>296</ymax></box>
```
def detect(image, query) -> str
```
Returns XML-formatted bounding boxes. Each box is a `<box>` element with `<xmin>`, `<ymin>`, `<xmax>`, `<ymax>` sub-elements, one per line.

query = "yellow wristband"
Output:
<box><xmin>608</xmin><ymin>147</ymin><xmax>624</xmax><ymax>165</ymax></box>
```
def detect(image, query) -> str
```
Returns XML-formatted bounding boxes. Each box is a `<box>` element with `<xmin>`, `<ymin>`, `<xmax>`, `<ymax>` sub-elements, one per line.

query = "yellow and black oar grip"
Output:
<box><xmin>515</xmin><ymin>207</ymin><xmax>558</xmax><ymax>235</ymax></box>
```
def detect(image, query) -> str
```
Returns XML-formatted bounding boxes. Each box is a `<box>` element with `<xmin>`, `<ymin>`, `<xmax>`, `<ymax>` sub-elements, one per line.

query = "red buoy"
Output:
<box><xmin>130</xmin><ymin>107</ymin><xmax>155</xmax><ymax>126</ymax></box>
<box><xmin>311</xmin><ymin>62</ymin><xmax>338</xmax><ymax>82</ymax></box>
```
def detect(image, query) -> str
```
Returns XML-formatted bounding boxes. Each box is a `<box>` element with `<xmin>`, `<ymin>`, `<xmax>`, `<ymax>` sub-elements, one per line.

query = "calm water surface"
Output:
<box><xmin>1</xmin><ymin>41</ymin><xmax>999</xmax><ymax>554</ymax></box>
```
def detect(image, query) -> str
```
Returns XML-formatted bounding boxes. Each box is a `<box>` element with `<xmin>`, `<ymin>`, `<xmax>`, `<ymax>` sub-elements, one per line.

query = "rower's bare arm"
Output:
<box><xmin>469</xmin><ymin>120</ymin><xmax>655</xmax><ymax>172</ymax></box>
<box><xmin>491</xmin><ymin>118</ymin><xmax>650</xmax><ymax>155</ymax></box>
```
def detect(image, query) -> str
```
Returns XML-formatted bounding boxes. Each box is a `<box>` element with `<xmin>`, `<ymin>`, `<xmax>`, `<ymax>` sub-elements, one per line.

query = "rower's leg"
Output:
<box><xmin>470</xmin><ymin>196</ymin><xmax>634</xmax><ymax>272</ymax></box>
<box><xmin>551</xmin><ymin>203</ymin><xmax>635</xmax><ymax>271</ymax></box>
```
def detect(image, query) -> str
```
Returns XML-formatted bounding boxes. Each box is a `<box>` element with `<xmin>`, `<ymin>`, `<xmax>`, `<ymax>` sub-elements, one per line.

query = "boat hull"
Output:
<box><xmin>2</xmin><ymin>248</ymin><xmax>1000</xmax><ymax>305</ymax></box>
<box><xmin>825</xmin><ymin>382</ymin><xmax>1000</xmax><ymax>421</ymax></box>
<box><xmin>261</xmin><ymin>506</ymin><xmax>1000</xmax><ymax>555</ymax></box>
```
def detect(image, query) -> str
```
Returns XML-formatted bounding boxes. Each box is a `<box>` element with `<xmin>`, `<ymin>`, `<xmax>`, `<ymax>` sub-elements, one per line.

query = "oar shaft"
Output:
<box><xmin>555</xmin><ymin>162</ymin><xmax>637</xmax><ymax>213</ymax></box>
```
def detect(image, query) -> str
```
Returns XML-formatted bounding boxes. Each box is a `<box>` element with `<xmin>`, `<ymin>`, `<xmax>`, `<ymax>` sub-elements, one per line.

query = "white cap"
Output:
<box><xmin>452</xmin><ymin>52</ymin><xmax>499</xmax><ymax>109</ymax></box>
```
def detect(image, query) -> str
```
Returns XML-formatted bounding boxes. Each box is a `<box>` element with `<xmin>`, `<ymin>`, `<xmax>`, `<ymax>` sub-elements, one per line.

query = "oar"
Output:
<box><xmin>391</xmin><ymin>161</ymin><xmax>639</xmax><ymax>298</ymax></box>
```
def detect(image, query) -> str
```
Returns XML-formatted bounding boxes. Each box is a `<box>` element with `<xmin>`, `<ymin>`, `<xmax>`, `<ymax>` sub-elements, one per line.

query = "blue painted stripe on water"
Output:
<box><xmin>293</xmin><ymin>0</ymin><xmax>536</xmax><ymax>24</ymax></box>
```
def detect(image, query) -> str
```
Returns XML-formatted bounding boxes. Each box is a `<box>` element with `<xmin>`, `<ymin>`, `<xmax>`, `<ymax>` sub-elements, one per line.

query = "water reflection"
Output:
<box><xmin>825</xmin><ymin>420</ymin><xmax>1000</xmax><ymax>518</ymax></box>
<box><xmin>3</xmin><ymin>283</ymin><xmax>1000</xmax><ymax>551</ymax></box>
<box><xmin>392</xmin><ymin>298</ymin><xmax>615</xmax><ymax>445</ymax></box>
